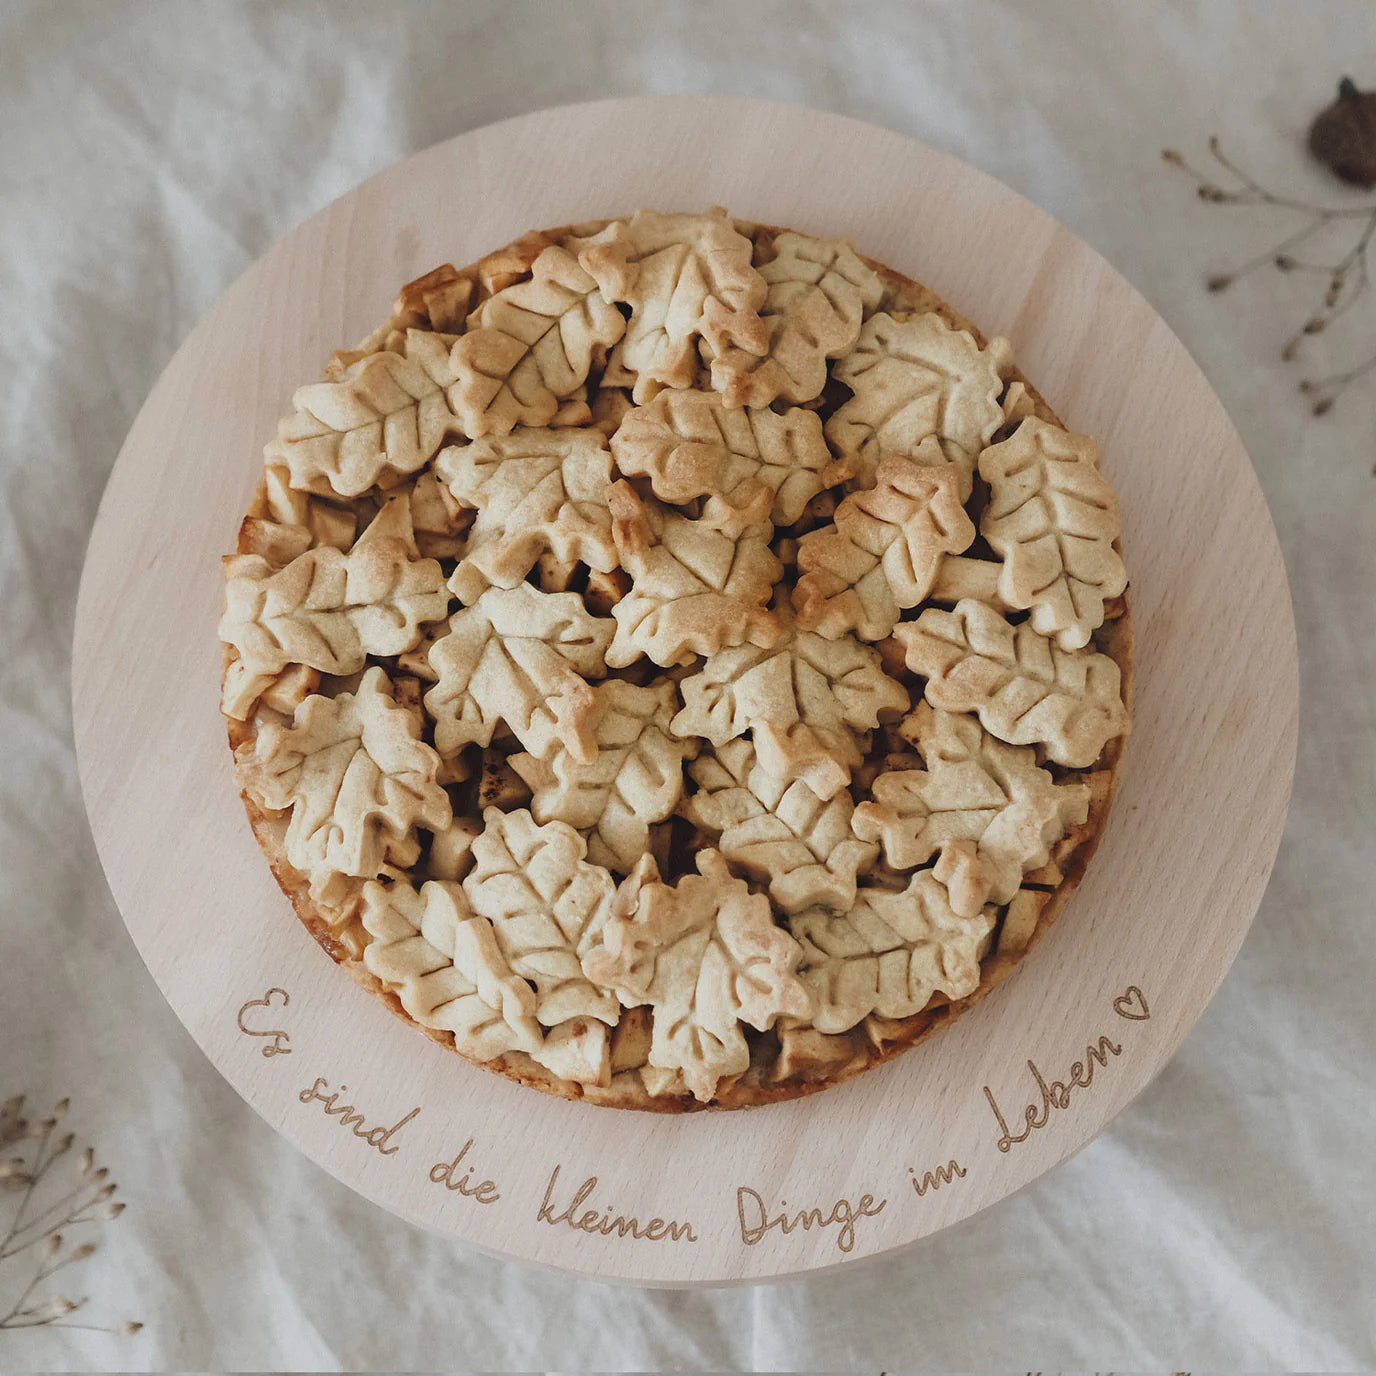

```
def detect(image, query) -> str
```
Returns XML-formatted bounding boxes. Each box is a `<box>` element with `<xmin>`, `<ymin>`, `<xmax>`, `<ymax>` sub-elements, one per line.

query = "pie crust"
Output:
<box><xmin>220</xmin><ymin>211</ymin><xmax>1132</xmax><ymax>1111</ymax></box>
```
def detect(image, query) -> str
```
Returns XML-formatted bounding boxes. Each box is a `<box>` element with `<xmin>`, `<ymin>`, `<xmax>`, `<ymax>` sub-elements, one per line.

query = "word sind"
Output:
<box><xmin>296</xmin><ymin>1076</ymin><xmax>420</xmax><ymax>1156</ymax></box>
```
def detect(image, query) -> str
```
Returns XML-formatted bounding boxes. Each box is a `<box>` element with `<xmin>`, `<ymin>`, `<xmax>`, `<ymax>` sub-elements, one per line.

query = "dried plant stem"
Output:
<box><xmin>3</xmin><ymin>1117</ymin><xmax>55</xmax><ymax>1246</ymax></box>
<box><xmin>0</xmin><ymin>1095</ymin><xmax>140</xmax><ymax>1338</ymax></box>
<box><xmin>1164</xmin><ymin>137</ymin><xmax>1376</xmax><ymax>424</ymax></box>
<box><xmin>2</xmin><ymin>1182</ymin><xmax>114</xmax><ymax>1258</ymax></box>
<box><xmin>1</xmin><ymin>1264</ymin><xmax>49</xmax><ymax>1327</ymax></box>
<box><xmin>1198</xmin><ymin>137</ymin><xmax>1373</xmax><ymax>216</ymax></box>
<box><xmin>13</xmin><ymin>1320</ymin><xmax>128</xmax><ymax>1333</ymax></box>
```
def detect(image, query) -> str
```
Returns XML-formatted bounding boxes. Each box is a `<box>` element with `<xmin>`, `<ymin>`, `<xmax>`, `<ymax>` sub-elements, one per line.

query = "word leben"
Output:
<box><xmin>983</xmin><ymin>984</ymin><xmax>1152</xmax><ymax>1153</ymax></box>
<box><xmin>736</xmin><ymin>1186</ymin><xmax>887</xmax><ymax>1255</ymax></box>
<box><xmin>537</xmin><ymin>1165</ymin><xmax>698</xmax><ymax>1242</ymax></box>
<box><xmin>297</xmin><ymin>1076</ymin><xmax>420</xmax><ymax>1156</ymax></box>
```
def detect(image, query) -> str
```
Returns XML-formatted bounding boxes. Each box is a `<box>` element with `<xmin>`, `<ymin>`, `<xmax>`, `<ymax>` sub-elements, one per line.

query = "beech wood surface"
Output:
<box><xmin>71</xmin><ymin>96</ymin><xmax>1298</xmax><ymax>1286</ymax></box>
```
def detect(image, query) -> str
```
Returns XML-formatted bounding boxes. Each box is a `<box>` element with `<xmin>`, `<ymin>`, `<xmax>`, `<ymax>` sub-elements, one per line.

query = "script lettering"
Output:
<box><xmin>429</xmin><ymin>1138</ymin><xmax>501</xmax><ymax>1205</ymax></box>
<box><xmin>296</xmin><ymin>1076</ymin><xmax>419</xmax><ymax>1156</ymax></box>
<box><xmin>908</xmin><ymin>1160</ymin><xmax>967</xmax><ymax>1196</ymax></box>
<box><xmin>536</xmin><ymin>1165</ymin><xmax>697</xmax><ymax>1242</ymax></box>
<box><xmin>983</xmin><ymin>985</ymin><xmax>1151</xmax><ymax>1152</ymax></box>
<box><xmin>736</xmin><ymin>1186</ymin><xmax>886</xmax><ymax>1255</ymax></box>
<box><xmin>236</xmin><ymin>988</ymin><xmax>292</xmax><ymax>1056</ymax></box>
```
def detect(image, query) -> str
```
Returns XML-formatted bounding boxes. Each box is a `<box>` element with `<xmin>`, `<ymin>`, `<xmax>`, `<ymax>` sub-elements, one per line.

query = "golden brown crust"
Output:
<box><xmin>226</xmin><ymin>218</ymin><xmax>1132</xmax><ymax>1112</ymax></box>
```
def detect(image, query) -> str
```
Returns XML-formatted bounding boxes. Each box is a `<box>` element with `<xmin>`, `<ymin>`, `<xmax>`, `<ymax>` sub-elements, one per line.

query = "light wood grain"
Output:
<box><xmin>71</xmin><ymin>96</ymin><xmax>1297</xmax><ymax>1287</ymax></box>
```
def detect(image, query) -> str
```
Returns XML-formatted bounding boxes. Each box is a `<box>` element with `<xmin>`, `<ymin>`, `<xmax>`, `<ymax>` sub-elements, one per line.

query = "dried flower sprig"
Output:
<box><xmin>0</xmin><ymin>1096</ymin><xmax>141</xmax><ymax>1339</ymax></box>
<box><xmin>1163</xmin><ymin>137</ymin><xmax>1376</xmax><ymax>421</ymax></box>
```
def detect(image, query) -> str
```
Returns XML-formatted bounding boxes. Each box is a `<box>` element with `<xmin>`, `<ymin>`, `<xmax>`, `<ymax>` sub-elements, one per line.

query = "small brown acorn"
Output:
<box><xmin>1308</xmin><ymin>77</ymin><xmax>1376</xmax><ymax>188</ymax></box>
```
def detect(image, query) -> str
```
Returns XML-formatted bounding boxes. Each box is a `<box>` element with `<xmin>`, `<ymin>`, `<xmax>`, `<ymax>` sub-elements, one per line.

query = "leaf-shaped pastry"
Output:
<box><xmin>685</xmin><ymin>740</ymin><xmax>877</xmax><ymax>914</ymax></box>
<box><xmin>360</xmin><ymin>877</ymin><xmax>544</xmax><ymax>1060</ymax></box>
<box><xmin>251</xmin><ymin>462</ymin><xmax>358</xmax><ymax>552</ymax></box>
<box><xmin>792</xmin><ymin>448</ymin><xmax>974</xmax><ymax>641</ymax></box>
<box><xmin>402</xmin><ymin>468</ymin><xmax>471</xmax><ymax>559</ymax></box>
<box><xmin>672</xmin><ymin>604</ymin><xmax>908</xmax><ymax>798</ymax></box>
<box><xmin>328</xmin><ymin>264</ymin><xmax>476</xmax><ymax>374</ymax></box>
<box><xmin>590</xmin><ymin>385</ymin><xmax>635</xmax><ymax>440</ymax></box>
<box><xmin>527</xmin><ymin>1018</ymin><xmax>614</xmax><ymax>1087</ymax></box>
<box><xmin>448</xmin><ymin>245</ymin><xmax>626</xmax><ymax>438</ymax></box>
<box><xmin>574</xmin><ymin>209</ymin><xmax>768</xmax><ymax>401</ymax></box>
<box><xmin>825</xmin><ymin>312</ymin><xmax>1008</xmax><ymax>497</ymax></box>
<box><xmin>266</xmin><ymin>330</ymin><xmax>463</xmax><ymax>498</ymax></box>
<box><xmin>510</xmin><ymin>680</ymin><xmax>696</xmax><ymax>874</ymax></box>
<box><xmin>235</xmin><ymin>666</ymin><xmax>451</xmax><ymax>886</ymax></box>
<box><xmin>582</xmin><ymin>851</ymin><xmax>811</xmax><ymax>1102</ymax></box>
<box><xmin>790</xmin><ymin>872</ymin><xmax>995</xmax><ymax>1034</ymax></box>
<box><xmin>474</xmin><ymin>230</ymin><xmax>560</xmax><ymax>295</ymax></box>
<box><xmin>852</xmin><ymin>704</ymin><xmax>1090</xmax><ymax>916</ymax></box>
<box><xmin>606</xmin><ymin>479</ymin><xmax>782</xmax><ymax>668</ymax></box>
<box><xmin>435</xmin><ymin>428</ymin><xmax>619</xmax><ymax>603</ymax></box>
<box><xmin>463</xmin><ymin>808</ymin><xmax>620</xmax><ymax>1028</ymax></box>
<box><xmin>928</xmin><ymin>553</ymin><xmax>1004</xmax><ymax>606</ymax></box>
<box><xmin>893</xmin><ymin>598</ymin><xmax>1129</xmax><ymax>768</ymax></box>
<box><xmin>609</xmin><ymin>389</ymin><xmax>843</xmax><ymax>523</ymax></box>
<box><xmin>219</xmin><ymin>498</ymin><xmax>451</xmax><ymax>714</ymax></box>
<box><xmin>424</xmin><ymin>584</ymin><xmax>614</xmax><ymax>763</ymax></box>
<box><xmin>709</xmin><ymin>231</ymin><xmax>884</xmax><ymax>407</ymax></box>
<box><xmin>977</xmin><ymin>417</ymin><xmax>1127</xmax><ymax>650</ymax></box>
<box><xmin>391</xmin><ymin>262</ymin><xmax>477</xmax><ymax>334</ymax></box>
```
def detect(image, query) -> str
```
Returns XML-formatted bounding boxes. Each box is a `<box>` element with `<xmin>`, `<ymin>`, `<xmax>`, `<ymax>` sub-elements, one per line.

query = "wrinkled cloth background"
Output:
<box><xmin>1</xmin><ymin>0</ymin><xmax>1373</xmax><ymax>1369</ymax></box>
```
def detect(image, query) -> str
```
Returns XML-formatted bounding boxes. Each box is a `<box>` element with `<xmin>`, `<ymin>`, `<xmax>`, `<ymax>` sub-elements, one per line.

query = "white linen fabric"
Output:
<box><xmin>1</xmin><ymin>0</ymin><xmax>1373</xmax><ymax>1368</ymax></box>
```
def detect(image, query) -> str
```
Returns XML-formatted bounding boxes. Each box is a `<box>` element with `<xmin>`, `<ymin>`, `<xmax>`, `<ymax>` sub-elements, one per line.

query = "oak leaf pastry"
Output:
<box><xmin>360</xmin><ymin>877</ymin><xmax>545</xmax><ymax>1061</ymax></box>
<box><xmin>510</xmin><ymin>679</ymin><xmax>697</xmax><ymax>873</ymax></box>
<box><xmin>790</xmin><ymin>872</ymin><xmax>996</xmax><ymax>1034</ymax></box>
<box><xmin>266</xmin><ymin>330</ymin><xmax>464</xmax><ymax>497</ymax></box>
<box><xmin>672</xmin><ymin>603</ymin><xmax>910</xmax><ymax>799</ymax></box>
<box><xmin>610</xmin><ymin>389</ymin><xmax>842</xmax><ymax>523</ymax></box>
<box><xmin>825</xmin><ymin>311</ymin><xmax>1009</xmax><ymax>497</ymax></box>
<box><xmin>435</xmin><ymin>427</ymin><xmax>620</xmax><ymax>603</ymax></box>
<box><xmin>220</xmin><ymin>496</ymin><xmax>450</xmax><ymax>717</ymax></box>
<box><xmin>606</xmin><ymin>479</ymin><xmax>781</xmax><ymax>668</ymax></box>
<box><xmin>792</xmin><ymin>444</ymin><xmax>975</xmax><ymax>641</ymax></box>
<box><xmin>582</xmin><ymin>850</ymin><xmax>811</xmax><ymax>1102</ymax></box>
<box><xmin>221</xmin><ymin>210</ymin><xmax>1131</xmax><ymax>1110</ymax></box>
<box><xmin>463</xmin><ymin>807</ymin><xmax>620</xmax><ymax>1030</ymax></box>
<box><xmin>852</xmin><ymin>704</ymin><xmax>1091</xmax><ymax>917</ymax></box>
<box><xmin>976</xmin><ymin>416</ymin><xmax>1127</xmax><ymax>650</ymax></box>
<box><xmin>894</xmin><ymin>597</ymin><xmax>1129</xmax><ymax>768</ymax></box>
<box><xmin>235</xmin><ymin>665</ymin><xmax>450</xmax><ymax>892</ymax></box>
<box><xmin>685</xmin><ymin>740</ymin><xmax>877</xmax><ymax>914</ymax></box>
<box><xmin>572</xmin><ymin>208</ymin><xmax>768</xmax><ymax>400</ymax></box>
<box><xmin>709</xmin><ymin>231</ymin><xmax>884</xmax><ymax>408</ymax></box>
<box><xmin>424</xmin><ymin>584</ymin><xmax>613</xmax><ymax>762</ymax></box>
<box><xmin>448</xmin><ymin>244</ymin><xmax>625</xmax><ymax>437</ymax></box>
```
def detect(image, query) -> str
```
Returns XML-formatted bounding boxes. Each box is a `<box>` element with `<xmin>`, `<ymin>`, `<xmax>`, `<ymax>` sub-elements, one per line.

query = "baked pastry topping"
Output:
<box><xmin>221</xmin><ymin>211</ymin><xmax>1132</xmax><ymax>1109</ymax></box>
<box><xmin>792</xmin><ymin>447</ymin><xmax>973</xmax><ymax>641</ymax></box>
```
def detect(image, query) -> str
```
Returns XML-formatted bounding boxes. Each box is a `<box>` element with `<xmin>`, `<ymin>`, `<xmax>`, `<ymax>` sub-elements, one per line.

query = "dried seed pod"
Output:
<box><xmin>1309</xmin><ymin>77</ymin><xmax>1376</xmax><ymax>188</ymax></box>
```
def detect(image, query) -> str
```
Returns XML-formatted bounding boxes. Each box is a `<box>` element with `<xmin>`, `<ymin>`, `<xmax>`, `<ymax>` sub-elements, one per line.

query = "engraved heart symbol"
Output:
<box><xmin>1112</xmin><ymin>985</ymin><xmax>1150</xmax><ymax>1020</ymax></box>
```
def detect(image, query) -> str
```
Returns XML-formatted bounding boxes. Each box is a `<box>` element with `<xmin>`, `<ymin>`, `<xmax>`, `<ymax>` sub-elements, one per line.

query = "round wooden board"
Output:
<box><xmin>72</xmin><ymin>96</ymin><xmax>1297</xmax><ymax>1287</ymax></box>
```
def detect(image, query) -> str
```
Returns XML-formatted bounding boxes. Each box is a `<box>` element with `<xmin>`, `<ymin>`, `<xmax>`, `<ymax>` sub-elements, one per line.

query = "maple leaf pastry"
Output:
<box><xmin>220</xmin><ymin>208</ymin><xmax>1131</xmax><ymax>1110</ymax></box>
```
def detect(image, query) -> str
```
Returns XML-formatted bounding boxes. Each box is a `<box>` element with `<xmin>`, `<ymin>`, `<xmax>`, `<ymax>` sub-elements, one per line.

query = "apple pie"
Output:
<box><xmin>219</xmin><ymin>209</ymin><xmax>1131</xmax><ymax>1110</ymax></box>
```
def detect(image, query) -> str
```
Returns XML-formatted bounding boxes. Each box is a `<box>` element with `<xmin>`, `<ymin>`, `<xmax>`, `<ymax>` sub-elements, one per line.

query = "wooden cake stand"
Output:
<box><xmin>72</xmin><ymin>96</ymin><xmax>1298</xmax><ymax>1287</ymax></box>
